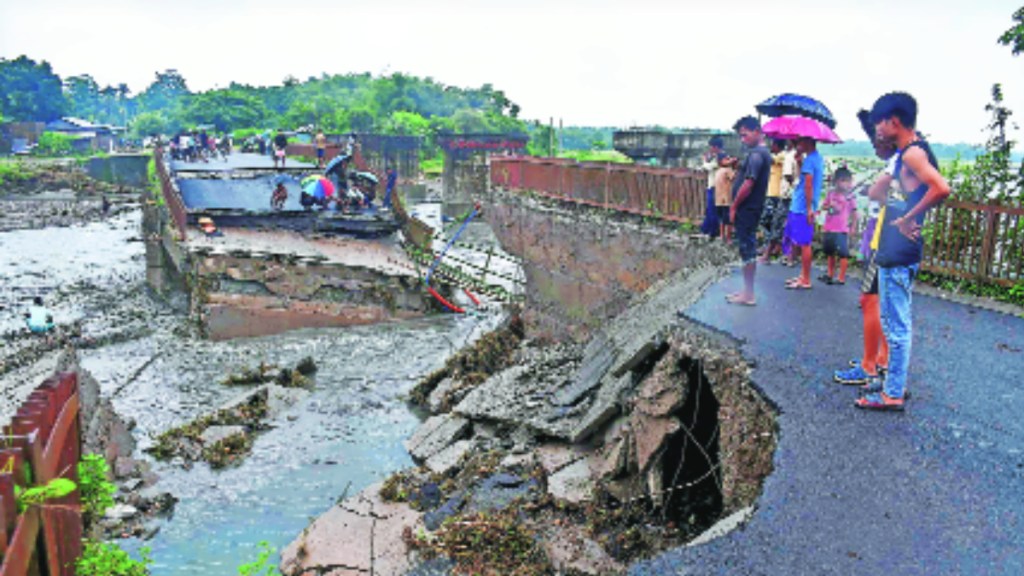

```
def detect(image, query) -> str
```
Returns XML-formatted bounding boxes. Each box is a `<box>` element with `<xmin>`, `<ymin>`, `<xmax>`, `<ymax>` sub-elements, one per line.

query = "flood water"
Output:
<box><xmin>0</xmin><ymin>200</ymin><xmax>516</xmax><ymax>575</ymax></box>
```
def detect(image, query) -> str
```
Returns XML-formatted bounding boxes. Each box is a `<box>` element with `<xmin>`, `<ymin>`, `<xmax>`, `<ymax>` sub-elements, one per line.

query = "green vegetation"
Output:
<box><xmin>76</xmin><ymin>541</ymin><xmax>153</xmax><ymax>576</ymax></box>
<box><xmin>421</xmin><ymin>155</ymin><xmax>444</xmax><ymax>176</ymax></box>
<box><xmin>0</xmin><ymin>158</ymin><xmax>37</xmax><ymax>185</ymax></box>
<box><xmin>34</xmin><ymin>131</ymin><xmax>77</xmax><ymax>156</ymax></box>
<box><xmin>78</xmin><ymin>454</ymin><xmax>117</xmax><ymax>525</ymax></box>
<box><xmin>236</xmin><ymin>541</ymin><xmax>282</xmax><ymax>576</ymax></box>
<box><xmin>999</xmin><ymin>6</ymin><xmax>1024</xmax><ymax>56</ymax></box>
<box><xmin>15</xmin><ymin>478</ymin><xmax>76</xmax><ymax>512</ymax></box>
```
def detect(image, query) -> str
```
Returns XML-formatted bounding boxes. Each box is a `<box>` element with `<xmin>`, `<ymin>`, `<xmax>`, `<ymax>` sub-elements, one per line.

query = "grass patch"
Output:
<box><xmin>918</xmin><ymin>271</ymin><xmax>1024</xmax><ymax>309</ymax></box>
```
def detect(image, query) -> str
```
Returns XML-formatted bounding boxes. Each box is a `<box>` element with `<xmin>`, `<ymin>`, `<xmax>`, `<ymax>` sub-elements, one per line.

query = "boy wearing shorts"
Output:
<box><xmin>714</xmin><ymin>157</ymin><xmax>737</xmax><ymax>243</ymax></box>
<box><xmin>783</xmin><ymin>137</ymin><xmax>824</xmax><ymax>289</ymax></box>
<box><xmin>819</xmin><ymin>167</ymin><xmax>858</xmax><ymax>285</ymax></box>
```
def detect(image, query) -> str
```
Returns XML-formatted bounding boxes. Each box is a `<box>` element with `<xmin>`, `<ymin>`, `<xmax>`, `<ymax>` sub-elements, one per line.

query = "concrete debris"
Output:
<box><xmin>424</xmin><ymin>439</ymin><xmax>473</xmax><ymax>475</ymax></box>
<box><xmin>543</xmin><ymin>525</ymin><xmax>624</xmax><ymax>575</ymax></box>
<box><xmin>547</xmin><ymin>459</ymin><xmax>594</xmax><ymax>504</ymax></box>
<box><xmin>403</xmin><ymin>413</ymin><xmax>470</xmax><ymax>462</ymax></box>
<box><xmin>199</xmin><ymin>425</ymin><xmax>247</xmax><ymax>447</ymax></box>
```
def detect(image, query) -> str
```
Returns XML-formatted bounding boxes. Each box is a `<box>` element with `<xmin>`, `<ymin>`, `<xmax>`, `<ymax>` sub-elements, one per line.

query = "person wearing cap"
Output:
<box><xmin>24</xmin><ymin>297</ymin><xmax>55</xmax><ymax>334</ymax></box>
<box><xmin>198</xmin><ymin>217</ymin><xmax>222</xmax><ymax>237</ymax></box>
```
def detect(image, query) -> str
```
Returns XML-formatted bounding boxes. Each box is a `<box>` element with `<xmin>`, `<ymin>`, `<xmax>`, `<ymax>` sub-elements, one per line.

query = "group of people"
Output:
<box><xmin>168</xmin><ymin>130</ymin><xmax>231</xmax><ymax>162</ymax></box>
<box><xmin>708</xmin><ymin>92</ymin><xmax>951</xmax><ymax>412</ymax></box>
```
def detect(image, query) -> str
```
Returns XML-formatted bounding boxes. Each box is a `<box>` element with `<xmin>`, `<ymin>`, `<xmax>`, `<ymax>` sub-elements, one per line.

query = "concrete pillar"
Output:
<box><xmin>442</xmin><ymin>152</ymin><xmax>486</xmax><ymax>218</ymax></box>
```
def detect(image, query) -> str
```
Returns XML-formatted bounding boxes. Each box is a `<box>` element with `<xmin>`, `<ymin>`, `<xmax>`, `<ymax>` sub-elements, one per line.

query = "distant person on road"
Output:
<box><xmin>834</xmin><ymin>111</ymin><xmax>896</xmax><ymax>390</ymax></box>
<box><xmin>725</xmin><ymin>116</ymin><xmax>773</xmax><ymax>306</ymax></box>
<box><xmin>271</xmin><ymin>182</ymin><xmax>288</xmax><ymax>210</ymax></box>
<box><xmin>783</xmin><ymin>136</ymin><xmax>824</xmax><ymax>290</ymax></box>
<box><xmin>383</xmin><ymin>166</ymin><xmax>398</xmax><ymax>209</ymax></box>
<box><xmin>855</xmin><ymin>92</ymin><xmax>950</xmax><ymax>411</ymax></box>
<box><xmin>24</xmin><ymin>297</ymin><xmax>54</xmax><ymax>334</ymax></box>
<box><xmin>273</xmin><ymin>131</ymin><xmax>289</xmax><ymax>170</ymax></box>
<box><xmin>315</xmin><ymin>130</ymin><xmax>328</xmax><ymax>169</ymax></box>
<box><xmin>700</xmin><ymin>136</ymin><xmax>726</xmax><ymax>237</ymax></box>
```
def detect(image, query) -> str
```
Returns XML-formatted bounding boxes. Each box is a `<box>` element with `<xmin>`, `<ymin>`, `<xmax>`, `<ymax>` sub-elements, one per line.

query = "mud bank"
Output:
<box><xmin>282</xmin><ymin>260</ymin><xmax>780</xmax><ymax>575</ymax></box>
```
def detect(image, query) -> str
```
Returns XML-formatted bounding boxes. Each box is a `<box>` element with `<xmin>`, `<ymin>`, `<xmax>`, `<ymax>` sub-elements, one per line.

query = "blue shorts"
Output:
<box><xmin>317</xmin><ymin>148</ymin><xmax>325</xmax><ymax>158</ymax></box>
<box><xmin>784</xmin><ymin>212</ymin><xmax>815</xmax><ymax>247</ymax></box>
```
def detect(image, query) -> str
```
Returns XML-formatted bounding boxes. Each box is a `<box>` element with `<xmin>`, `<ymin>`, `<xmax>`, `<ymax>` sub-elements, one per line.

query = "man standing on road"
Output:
<box><xmin>856</xmin><ymin>92</ymin><xmax>950</xmax><ymax>411</ymax></box>
<box><xmin>726</xmin><ymin>116</ymin><xmax>773</xmax><ymax>306</ymax></box>
<box><xmin>315</xmin><ymin>130</ymin><xmax>328</xmax><ymax>169</ymax></box>
<box><xmin>783</xmin><ymin>137</ymin><xmax>824</xmax><ymax>289</ymax></box>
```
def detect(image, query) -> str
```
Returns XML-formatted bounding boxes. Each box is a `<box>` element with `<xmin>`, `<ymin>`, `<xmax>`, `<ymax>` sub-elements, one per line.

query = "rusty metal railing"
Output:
<box><xmin>0</xmin><ymin>373</ymin><xmax>82</xmax><ymax>576</ymax></box>
<box><xmin>490</xmin><ymin>156</ymin><xmax>707</xmax><ymax>223</ymax></box>
<box><xmin>153</xmin><ymin>147</ymin><xmax>189</xmax><ymax>240</ymax></box>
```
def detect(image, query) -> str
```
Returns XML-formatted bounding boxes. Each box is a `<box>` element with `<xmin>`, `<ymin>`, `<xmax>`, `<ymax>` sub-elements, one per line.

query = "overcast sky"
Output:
<box><xmin>2</xmin><ymin>0</ymin><xmax>1022</xmax><ymax>145</ymax></box>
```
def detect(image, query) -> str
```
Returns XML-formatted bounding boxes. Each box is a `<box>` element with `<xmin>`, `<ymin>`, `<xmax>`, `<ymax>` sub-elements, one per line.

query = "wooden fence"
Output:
<box><xmin>0</xmin><ymin>373</ymin><xmax>82</xmax><ymax>576</ymax></box>
<box><xmin>490</xmin><ymin>156</ymin><xmax>707</xmax><ymax>223</ymax></box>
<box><xmin>921</xmin><ymin>200</ymin><xmax>1024</xmax><ymax>286</ymax></box>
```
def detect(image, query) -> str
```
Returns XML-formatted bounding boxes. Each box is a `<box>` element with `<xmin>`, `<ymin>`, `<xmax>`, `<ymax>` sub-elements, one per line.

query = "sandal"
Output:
<box><xmin>855</xmin><ymin>392</ymin><xmax>905</xmax><ymax>411</ymax></box>
<box><xmin>785</xmin><ymin>281</ymin><xmax>812</xmax><ymax>290</ymax></box>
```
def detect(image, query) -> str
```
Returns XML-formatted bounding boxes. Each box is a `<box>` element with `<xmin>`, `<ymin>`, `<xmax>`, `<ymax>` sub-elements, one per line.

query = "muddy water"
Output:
<box><xmin>1</xmin><ymin>199</ymin><xmax>517</xmax><ymax>575</ymax></box>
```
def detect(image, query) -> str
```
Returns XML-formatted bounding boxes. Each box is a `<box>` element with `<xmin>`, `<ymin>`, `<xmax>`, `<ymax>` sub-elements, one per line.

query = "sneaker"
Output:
<box><xmin>848</xmin><ymin>359</ymin><xmax>888</xmax><ymax>375</ymax></box>
<box><xmin>834</xmin><ymin>364</ymin><xmax>873</xmax><ymax>385</ymax></box>
<box><xmin>818</xmin><ymin>274</ymin><xmax>834</xmax><ymax>285</ymax></box>
<box><xmin>855</xmin><ymin>391</ymin><xmax>905</xmax><ymax>411</ymax></box>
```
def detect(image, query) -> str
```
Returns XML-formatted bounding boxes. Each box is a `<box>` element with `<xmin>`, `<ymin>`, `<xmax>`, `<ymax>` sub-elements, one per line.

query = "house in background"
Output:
<box><xmin>0</xmin><ymin>121</ymin><xmax>45</xmax><ymax>155</ymax></box>
<box><xmin>44</xmin><ymin>117</ymin><xmax>124</xmax><ymax>153</ymax></box>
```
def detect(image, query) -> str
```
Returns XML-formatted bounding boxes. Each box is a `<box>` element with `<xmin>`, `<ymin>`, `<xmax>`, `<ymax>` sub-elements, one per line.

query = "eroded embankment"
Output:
<box><xmin>281</xmin><ymin>260</ymin><xmax>780</xmax><ymax>575</ymax></box>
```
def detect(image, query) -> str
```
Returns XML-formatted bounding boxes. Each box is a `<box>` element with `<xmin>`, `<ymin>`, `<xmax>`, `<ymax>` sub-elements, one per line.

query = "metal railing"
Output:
<box><xmin>490</xmin><ymin>156</ymin><xmax>707</xmax><ymax>223</ymax></box>
<box><xmin>0</xmin><ymin>373</ymin><xmax>82</xmax><ymax>576</ymax></box>
<box><xmin>153</xmin><ymin>147</ymin><xmax>189</xmax><ymax>240</ymax></box>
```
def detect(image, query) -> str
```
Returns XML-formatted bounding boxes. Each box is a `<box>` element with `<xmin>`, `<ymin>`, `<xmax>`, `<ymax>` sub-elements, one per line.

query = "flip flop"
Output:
<box><xmin>725</xmin><ymin>294</ymin><xmax>756</xmax><ymax>306</ymax></box>
<box><xmin>855</xmin><ymin>392</ymin><xmax>905</xmax><ymax>411</ymax></box>
<box><xmin>785</xmin><ymin>282</ymin><xmax>812</xmax><ymax>290</ymax></box>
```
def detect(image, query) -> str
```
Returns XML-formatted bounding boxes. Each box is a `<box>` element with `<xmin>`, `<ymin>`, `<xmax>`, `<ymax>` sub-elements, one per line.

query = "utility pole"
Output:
<box><xmin>548</xmin><ymin>117</ymin><xmax>554</xmax><ymax>158</ymax></box>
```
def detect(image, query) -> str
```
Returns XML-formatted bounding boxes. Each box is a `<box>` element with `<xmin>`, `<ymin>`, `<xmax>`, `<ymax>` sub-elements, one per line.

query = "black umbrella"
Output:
<box><xmin>756</xmin><ymin>93</ymin><xmax>837</xmax><ymax>128</ymax></box>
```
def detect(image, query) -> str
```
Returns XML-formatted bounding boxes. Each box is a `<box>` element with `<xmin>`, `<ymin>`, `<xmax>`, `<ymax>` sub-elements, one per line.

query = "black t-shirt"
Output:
<box><xmin>274</xmin><ymin>134</ymin><xmax>288</xmax><ymax>149</ymax></box>
<box><xmin>731</xmin><ymin>143</ymin><xmax>772</xmax><ymax>218</ymax></box>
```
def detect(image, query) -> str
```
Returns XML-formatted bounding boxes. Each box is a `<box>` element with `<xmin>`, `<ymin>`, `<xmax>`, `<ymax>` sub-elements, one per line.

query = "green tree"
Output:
<box><xmin>0</xmin><ymin>56</ymin><xmax>66</xmax><ymax>121</ymax></box>
<box><xmin>137</xmin><ymin>69</ymin><xmax>190</xmax><ymax>115</ymax></box>
<box><xmin>999</xmin><ymin>6</ymin><xmax>1024</xmax><ymax>56</ymax></box>
<box><xmin>183</xmin><ymin>89</ymin><xmax>268</xmax><ymax>132</ymax></box>
<box><xmin>65</xmin><ymin>74</ymin><xmax>102</xmax><ymax>120</ymax></box>
<box><xmin>130</xmin><ymin>111</ymin><xmax>173</xmax><ymax>138</ymax></box>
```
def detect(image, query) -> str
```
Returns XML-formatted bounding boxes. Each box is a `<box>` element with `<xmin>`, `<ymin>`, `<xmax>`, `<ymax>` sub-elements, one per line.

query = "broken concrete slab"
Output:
<box><xmin>280</xmin><ymin>484</ymin><xmax>422</xmax><ymax>576</ymax></box>
<box><xmin>631</xmin><ymin>409</ymin><xmax>681</xmax><ymax>474</ymax></box>
<box><xmin>424</xmin><ymin>439</ymin><xmax>473</xmax><ymax>475</ymax></box>
<box><xmin>403</xmin><ymin>413</ymin><xmax>470</xmax><ymax>462</ymax></box>
<box><xmin>426</xmin><ymin>377</ymin><xmax>458</xmax><ymax>414</ymax></box>
<box><xmin>542</xmin><ymin>525</ymin><xmax>623</xmax><ymax>575</ymax></box>
<box><xmin>535</xmin><ymin>443</ymin><xmax>586</xmax><ymax>475</ymax></box>
<box><xmin>265</xmin><ymin>383</ymin><xmax>309</xmax><ymax>418</ymax></box>
<box><xmin>547</xmin><ymin>459</ymin><xmax>594</xmax><ymax>504</ymax></box>
<box><xmin>552</xmin><ymin>330</ymin><xmax>617</xmax><ymax>407</ymax></box>
<box><xmin>634</xmin><ymin>361</ymin><xmax>688</xmax><ymax>418</ymax></box>
<box><xmin>279</xmin><ymin>503</ymin><xmax>374</xmax><ymax>574</ymax></box>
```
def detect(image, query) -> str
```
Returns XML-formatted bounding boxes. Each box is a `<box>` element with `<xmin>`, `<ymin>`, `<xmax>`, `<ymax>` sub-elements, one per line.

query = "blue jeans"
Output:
<box><xmin>878</xmin><ymin>265</ymin><xmax>917</xmax><ymax>398</ymax></box>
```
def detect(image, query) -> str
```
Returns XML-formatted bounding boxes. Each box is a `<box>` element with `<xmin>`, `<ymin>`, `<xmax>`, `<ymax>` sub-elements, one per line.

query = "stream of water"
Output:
<box><xmin>0</xmin><ymin>201</ymin><xmax>513</xmax><ymax>575</ymax></box>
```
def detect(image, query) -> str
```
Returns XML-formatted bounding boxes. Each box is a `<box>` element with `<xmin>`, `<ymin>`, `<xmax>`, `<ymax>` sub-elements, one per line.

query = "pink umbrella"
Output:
<box><xmin>762</xmin><ymin>115</ymin><xmax>842</xmax><ymax>144</ymax></box>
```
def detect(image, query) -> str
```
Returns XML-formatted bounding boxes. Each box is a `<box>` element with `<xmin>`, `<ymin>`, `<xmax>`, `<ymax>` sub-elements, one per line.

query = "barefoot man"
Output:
<box><xmin>727</xmin><ymin>116</ymin><xmax>773</xmax><ymax>306</ymax></box>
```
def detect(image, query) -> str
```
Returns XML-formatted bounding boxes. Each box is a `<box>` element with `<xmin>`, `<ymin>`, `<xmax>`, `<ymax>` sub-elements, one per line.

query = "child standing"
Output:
<box><xmin>819</xmin><ymin>167</ymin><xmax>858</xmax><ymax>284</ymax></box>
<box><xmin>714</xmin><ymin>157</ymin><xmax>737</xmax><ymax>242</ymax></box>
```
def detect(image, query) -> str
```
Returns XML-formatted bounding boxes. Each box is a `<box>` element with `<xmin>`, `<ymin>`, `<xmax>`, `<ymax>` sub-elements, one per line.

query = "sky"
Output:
<box><xmin>1</xmin><ymin>0</ymin><xmax>1022</xmax><ymax>146</ymax></box>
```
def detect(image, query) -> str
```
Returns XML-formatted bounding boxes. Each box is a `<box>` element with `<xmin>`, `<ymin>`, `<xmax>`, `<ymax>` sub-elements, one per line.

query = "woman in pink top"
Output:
<box><xmin>819</xmin><ymin>167</ymin><xmax>858</xmax><ymax>284</ymax></box>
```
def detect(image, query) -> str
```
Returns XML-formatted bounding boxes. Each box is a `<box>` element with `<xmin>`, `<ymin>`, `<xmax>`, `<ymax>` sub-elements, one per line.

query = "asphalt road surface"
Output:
<box><xmin>631</xmin><ymin>262</ymin><xmax>1024</xmax><ymax>576</ymax></box>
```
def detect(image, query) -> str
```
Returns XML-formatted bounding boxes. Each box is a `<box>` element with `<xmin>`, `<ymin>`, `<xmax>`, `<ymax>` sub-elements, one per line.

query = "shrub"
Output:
<box><xmin>78</xmin><ymin>454</ymin><xmax>117</xmax><ymax>524</ymax></box>
<box><xmin>76</xmin><ymin>541</ymin><xmax>153</xmax><ymax>576</ymax></box>
<box><xmin>35</xmin><ymin>132</ymin><xmax>78</xmax><ymax>157</ymax></box>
